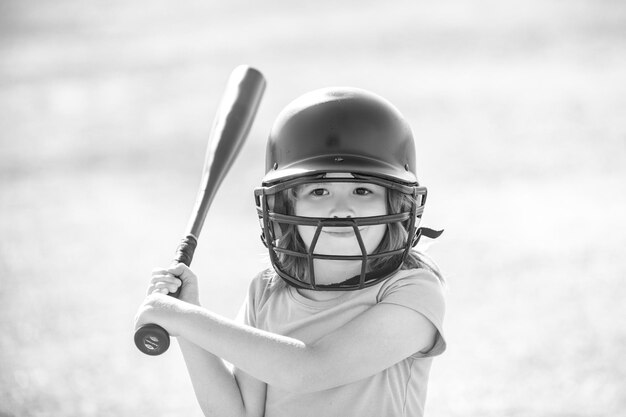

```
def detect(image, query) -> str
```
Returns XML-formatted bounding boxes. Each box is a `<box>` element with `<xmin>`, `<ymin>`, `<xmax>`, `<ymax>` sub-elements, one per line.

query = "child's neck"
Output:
<box><xmin>296</xmin><ymin>288</ymin><xmax>347</xmax><ymax>302</ymax></box>
<box><xmin>295</xmin><ymin>259</ymin><xmax>361</xmax><ymax>301</ymax></box>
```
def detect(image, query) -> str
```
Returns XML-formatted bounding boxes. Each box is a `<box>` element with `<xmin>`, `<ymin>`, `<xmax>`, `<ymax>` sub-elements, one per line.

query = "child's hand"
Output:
<box><xmin>134</xmin><ymin>291</ymin><xmax>193</xmax><ymax>337</ymax></box>
<box><xmin>148</xmin><ymin>263</ymin><xmax>201</xmax><ymax>306</ymax></box>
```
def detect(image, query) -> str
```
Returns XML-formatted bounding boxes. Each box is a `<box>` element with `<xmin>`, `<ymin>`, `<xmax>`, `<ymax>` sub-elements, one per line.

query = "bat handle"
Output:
<box><xmin>134</xmin><ymin>235</ymin><xmax>198</xmax><ymax>355</ymax></box>
<box><xmin>170</xmin><ymin>234</ymin><xmax>198</xmax><ymax>297</ymax></box>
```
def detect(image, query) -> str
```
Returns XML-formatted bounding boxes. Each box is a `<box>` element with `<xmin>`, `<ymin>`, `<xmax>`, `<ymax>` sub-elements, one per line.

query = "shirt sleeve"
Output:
<box><xmin>235</xmin><ymin>269</ymin><xmax>274</xmax><ymax>328</ymax></box>
<box><xmin>235</xmin><ymin>291</ymin><xmax>255</xmax><ymax>327</ymax></box>
<box><xmin>377</xmin><ymin>269</ymin><xmax>447</xmax><ymax>358</ymax></box>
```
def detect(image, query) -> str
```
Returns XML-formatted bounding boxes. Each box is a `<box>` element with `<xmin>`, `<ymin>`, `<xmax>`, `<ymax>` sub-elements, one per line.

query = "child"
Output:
<box><xmin>135</xmin><ymin>87</ymin><xmax>446</xmax><ymax>417</ymax></box>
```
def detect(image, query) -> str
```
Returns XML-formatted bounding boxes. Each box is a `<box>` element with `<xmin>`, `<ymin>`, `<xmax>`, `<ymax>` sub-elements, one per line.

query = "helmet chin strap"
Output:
<box><xmin>316</xmin><ymin>264</ymin><xmax>399</xmax><ymax>289</ymax></box>
<box><xmin>412</xmin><ymin>227</ymin><xmax>444</xmax><ymax>247</ymax></box>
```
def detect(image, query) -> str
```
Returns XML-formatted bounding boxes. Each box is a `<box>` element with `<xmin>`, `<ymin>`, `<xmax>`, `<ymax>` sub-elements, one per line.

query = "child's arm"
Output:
<box><xmin>136</xmin><ymin>268</ymin><xmax>438</xmax><ymax>394</ymax></box>
<box><xmin>138</xmin><ymin>266</ymin><xmax>266</xmax><ymax>417</ymax></box>
<box><xmin>177</xmin><ymin>338</ymin><xmax>266</xmax><ymax>417</ymax></box>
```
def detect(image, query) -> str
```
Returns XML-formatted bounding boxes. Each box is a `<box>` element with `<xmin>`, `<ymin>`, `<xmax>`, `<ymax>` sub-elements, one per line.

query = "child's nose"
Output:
<box><xmin>329</xmin><ymin>196</ymin><xmax>355</xmax><ymax>218</ymax></box>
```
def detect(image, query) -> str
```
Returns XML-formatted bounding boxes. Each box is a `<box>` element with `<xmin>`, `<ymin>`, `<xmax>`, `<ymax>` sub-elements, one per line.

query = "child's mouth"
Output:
<box><xmin>323</xmin><ymin>228</ymin><xmax>363</xmax><ymax>237</ymax></box>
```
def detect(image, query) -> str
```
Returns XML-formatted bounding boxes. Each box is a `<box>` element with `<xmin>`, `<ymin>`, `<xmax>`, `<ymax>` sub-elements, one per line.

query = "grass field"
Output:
<box><xmin>1</xmin><ymin>0</ymin><xmax>625</xmax><ymax>416</ymax></box>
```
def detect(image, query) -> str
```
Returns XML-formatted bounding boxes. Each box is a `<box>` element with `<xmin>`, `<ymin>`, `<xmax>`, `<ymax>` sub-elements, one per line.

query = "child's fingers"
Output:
<box><xmin>147</xmin><ymin>272</ymin><xmax>181</xmax><ymax>295</ymax></box>
<box><xmin>151</xmin><ymin>267</ymin><xmax>171</xmax><ymax>276</ymax></box>
<box><xmin>166</xmin><ymin>263</ymin><xmax>196</xmax><ymax>280</ymax></box>
<box><xmin>150</xmin><ymin>274</ymin><xmax>181</xmax><ymax>285</ymax></box>
<box><xmin>147</xmin><ymin>281</ymin><xmax>180</xmax><ymax>295</ymax></box>
<box><xmin>148</xmin><ymin>264</ymin><xmax>198</xmax><ymax>304</ymax></box>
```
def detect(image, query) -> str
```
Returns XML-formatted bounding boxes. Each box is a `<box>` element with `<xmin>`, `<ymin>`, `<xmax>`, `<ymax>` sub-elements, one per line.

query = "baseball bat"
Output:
<box><xmin>134</xmin><ymin>65</ymin><xmax>266</xmax><ymax>355</ymax></box>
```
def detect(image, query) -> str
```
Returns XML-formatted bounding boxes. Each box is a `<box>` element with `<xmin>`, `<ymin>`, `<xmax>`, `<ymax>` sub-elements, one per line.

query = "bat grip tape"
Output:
<box><xmin>170</xmin><ymin>234</ymin><xmax>198</xmax><ymax>298</ymax></box>
<box><xmin>174</xmin><ymin>234</ymin><xmax>198</xmax><ymax>267</ymax></box>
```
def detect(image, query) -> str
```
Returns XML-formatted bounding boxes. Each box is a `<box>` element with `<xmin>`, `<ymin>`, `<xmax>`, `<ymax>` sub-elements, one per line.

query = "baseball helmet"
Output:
<box><xmin>254</xmin><ymin>87</ymin><xmax>437</xmax><ymax>290</ymax></box>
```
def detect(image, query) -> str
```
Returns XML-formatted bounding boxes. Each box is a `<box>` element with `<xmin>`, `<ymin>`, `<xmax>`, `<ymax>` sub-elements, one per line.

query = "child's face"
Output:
<box><xmin>293</xmin><ymin>181</ymin><xmax>388</xmax><ymax>258</ymax></box>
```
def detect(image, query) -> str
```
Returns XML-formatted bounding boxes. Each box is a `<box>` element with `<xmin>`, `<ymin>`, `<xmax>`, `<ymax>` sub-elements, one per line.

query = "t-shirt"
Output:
<box><xmin>238</xmin><ymin>268</ymin><xmax>446</xmax><ymax>417</ymax></box>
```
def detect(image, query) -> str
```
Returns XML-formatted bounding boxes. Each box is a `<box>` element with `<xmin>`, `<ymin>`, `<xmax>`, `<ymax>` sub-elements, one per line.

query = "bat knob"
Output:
<box><xmin>134</xmin><ymin>324</ymin><xmax>171</xmax><ymax>355</ymax></box>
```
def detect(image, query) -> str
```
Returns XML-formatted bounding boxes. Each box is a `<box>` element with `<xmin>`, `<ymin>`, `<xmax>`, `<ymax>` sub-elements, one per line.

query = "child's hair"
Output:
<box><xmin>266</xmin><ymin>185</ymin><xmax>443</xmax><ymax>288</ymax></box>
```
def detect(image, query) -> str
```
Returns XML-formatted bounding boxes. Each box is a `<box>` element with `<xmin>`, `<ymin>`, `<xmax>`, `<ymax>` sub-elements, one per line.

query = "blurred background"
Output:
<box><xmin>1</xmin><ymin>0</ymin><xmax>624</xmax><ymax>415</ymax></box>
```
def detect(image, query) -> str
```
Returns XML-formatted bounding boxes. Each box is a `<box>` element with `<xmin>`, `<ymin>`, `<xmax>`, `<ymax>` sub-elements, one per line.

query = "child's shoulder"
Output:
<box><xmin>377</xmin><ymin>267</ymin><xmax>445</xmax><ymax>302</ymax></box>
<box><xmin>246</xmin><ymin>268</ymin><xmax>283</xmax><ymax>304</ymax></box>
<box><xmin>376</xmin><ymin>268</ymin><xmax>447</xmax><ymax>333</ymax></box>
<box><xmin>386</xmin><ymin>267</ymin><xmax>443</xmax><ymax>285</ymax></box>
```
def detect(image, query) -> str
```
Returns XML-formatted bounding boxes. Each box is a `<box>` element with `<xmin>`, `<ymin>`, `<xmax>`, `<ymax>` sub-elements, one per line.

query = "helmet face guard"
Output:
<box><xmin>255</xmin><ymin>174</ymin><xmax>427</xmax><ymax>290</ymax></box>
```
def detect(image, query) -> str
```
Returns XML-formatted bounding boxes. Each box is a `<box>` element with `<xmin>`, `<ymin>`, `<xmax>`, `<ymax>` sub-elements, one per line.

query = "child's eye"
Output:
<box><xmin>310</xmin><ymin>188</ymin><xmax>328</xmax><ymax>196</ymax></box>
<box><xmin>354</xmin><ymin>187</ymin><xmax>373</xmax><ymax>196</ymax></box>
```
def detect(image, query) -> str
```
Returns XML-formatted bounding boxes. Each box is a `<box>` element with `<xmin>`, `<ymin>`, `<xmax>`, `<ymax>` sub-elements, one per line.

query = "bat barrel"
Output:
<box><xmin>134</xmin><ymin>66</ymin><xmax>266</xmax><ymax>356</ymax></box>
<box><xmin>187</xmin><ymin>66</ymin><xmax>266</xmax><ymax>238</ymax></box>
